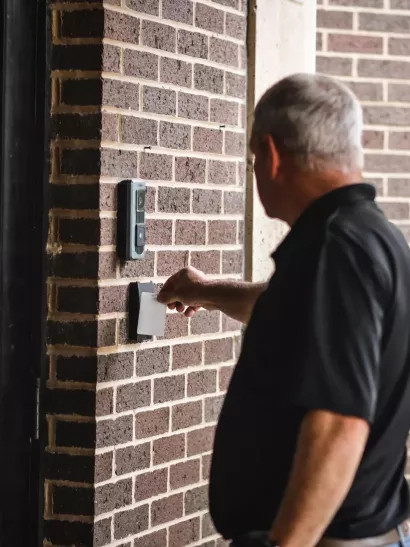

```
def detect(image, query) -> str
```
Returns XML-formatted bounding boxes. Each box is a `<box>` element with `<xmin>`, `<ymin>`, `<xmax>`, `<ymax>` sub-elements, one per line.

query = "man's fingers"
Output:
<box><xmin>175</xmin><ymin>302</ymin><xmax>185</xmax><ymax>313</ymax></box>
<box><xmin>167</xmin><ymin>302</ymin><xmax>177</xmax><ymax>310</ymax></box>
<box><xmin>185</xmin><ymin>305</ymin><xmax>200</xmax><ymax>317</ymax></box>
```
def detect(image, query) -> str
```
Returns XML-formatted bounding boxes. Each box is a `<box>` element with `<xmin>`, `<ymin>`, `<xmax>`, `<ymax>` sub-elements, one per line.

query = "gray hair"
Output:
<box><xmin>253</xmin><ymin>73</ymin><xmax>364</xmax><ymax>173</ymax></box>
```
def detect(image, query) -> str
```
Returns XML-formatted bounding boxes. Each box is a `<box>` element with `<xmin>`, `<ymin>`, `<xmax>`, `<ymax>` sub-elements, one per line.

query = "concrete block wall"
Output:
<box><xmin>317</xmin><ymin>0</ymin><xmax>410</xmax><ymax>242</ymax></box>
<box><xmin>44</xmin><ymin>0</ymin><xmax>247</xmax><ymax>546</ymax></box>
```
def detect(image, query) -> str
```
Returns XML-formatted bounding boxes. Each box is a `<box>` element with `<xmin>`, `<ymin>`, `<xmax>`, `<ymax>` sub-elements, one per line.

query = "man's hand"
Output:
<box><xmin>158</xmin><ymin>267</ymin><xmax>267</xmax><ymax>324</ymax></box>
<box><xmin>158</xmin><ymin>266</ymin><xmax>211</xmax><ymax>317</ymax></box>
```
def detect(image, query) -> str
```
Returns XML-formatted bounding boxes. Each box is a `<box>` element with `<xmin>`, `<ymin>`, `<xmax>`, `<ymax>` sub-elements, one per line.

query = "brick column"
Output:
<box><xmin>44</xmin><ymin>1</ymin><xmax>247</xmax><ymax>546</ymax></box>
<box><xmin>317</xmin><ymin>0</ymin><xmax>410</xmax><ymax>242</ymax></box>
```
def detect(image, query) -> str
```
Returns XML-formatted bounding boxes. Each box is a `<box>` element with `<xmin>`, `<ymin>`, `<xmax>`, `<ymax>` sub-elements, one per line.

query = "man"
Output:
<box><xmin>158</xmin><ymin>74</ymin><xmax>410</xmax><ymax>547</ymax></box>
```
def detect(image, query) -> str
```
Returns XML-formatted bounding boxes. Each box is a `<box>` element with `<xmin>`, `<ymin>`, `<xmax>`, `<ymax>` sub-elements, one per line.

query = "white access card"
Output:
<box><xmin>137</xmin><ymin>292</ymin><xmax>167</xmax><ymax>337</ymax></box>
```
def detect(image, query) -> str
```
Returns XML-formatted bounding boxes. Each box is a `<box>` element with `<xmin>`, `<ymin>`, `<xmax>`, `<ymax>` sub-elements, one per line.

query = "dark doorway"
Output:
<box><xmin>0</xmin><ymin>0</ymin><xmax>49</xmax><ymax>545</ymax></box>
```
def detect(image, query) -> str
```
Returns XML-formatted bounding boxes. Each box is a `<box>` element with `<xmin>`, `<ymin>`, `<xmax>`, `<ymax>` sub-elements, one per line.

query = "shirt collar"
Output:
<box><xmin>272</xmin><ymin>183</ymin><xmax>376</xmax><ymax>264</ymax></box>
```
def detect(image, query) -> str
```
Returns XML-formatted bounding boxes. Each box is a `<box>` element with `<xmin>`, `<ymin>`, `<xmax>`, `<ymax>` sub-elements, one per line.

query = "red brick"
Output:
<box><xmin>328</xmin><ymin>34</ymin><xmax>383</xmax><ymax>54</ymax></box>
<box><xmin>96</xmin><ymin>388</ymin><xmax>113</xmax><ymax>417</ymax></box>
<box><xmin>317</xmin><ymin>9</ymin><xmax>353</xmax><ymax>29</ymax></box>
<box><xmin>178</xmin><ymin>92</ymin><xmax>209</xmax><ymax>121</ymax></box>
<box><xmin>188</xmin><ymin>370</ymin><xmax>217</xmax><ymax>397</ymax></box>
<box><xmin>187</xmin><ymin>426</ymin><xmax>215</xmax><ymax>456</ymax></box>
<box><xmin>157</xmin><ymin>251</ymin><xmax>189</xmax><ymax>276</ymax></box>
<box><xmin>151</xmin><ymin>493</ymin><xmax>183</xmax><ymax>526</ymax></box>
<box><xmin>209</xmin><ymin>220</ymin><xmax>237</xmax><ymax>245</ymax></box>
<box><xmin>98</xmin><ymin>285</ymin><xmax>127</xmax><ymax>314</ymax></box>
<box><xmin>226</xmin><ymin>12</ymin><xmax>246</xmax><ymax>40</ymax></box>
<box><xmin>146</xmin><ymin>219</ymin><xmax>173</xmax><ymax>245</ymax></box>
<box><xmin>164</xmin><ymin>313</ymin><xmax>190</xmax><ymax>339</ymax></box>
<box><xmin>178</xmin><ymin>30</ymin><xmax>208</xmax><ymax>60</ymax></box>
<box><xmin>191</xmin><ymin>251</ymin><xmax>221</xmax><ymax>274</ymax></box>
<box><xmin>153</xmin><ymin>433</ymin><xmax>185</xmax><ymax>464</ymax></box>
<box><xmin>316</xmin><ymin>32</ymin><xmax>323</xmax><ymax>51</ymax></box>
<box><xmin>185</xmin><ymin>484</ymin><xmax>208</xmax><ymax>514</ymax></box>
<box><xmin>362</xmin><ymin>130</ymin><xmax>384</xmax><ymax>150</ymax></box>
<box><xmin>194</xmin><ymin>64</ymin><xmax>224</xmax><ymax>94</ymax></box>
<box><xmin>98</xmin><ymin>352</ymin><xmax>134</xmax><ymax>382</ymax></box>
<box><xmin>388</xmin><ymin>179</ymin><xmax>410</xmax><ymax>198</ymax></box>
<box><xmin>96</xmin><ymin>415</ymin><xmax>133</xmax><ymax>448</ymax></box>
<box><xmin>378</xmin><ymin>202</ymin><xmax>410</xmax><ymax>220</ymax></box>
<box><xmin>116</xmin><ymin>381</ymin><xmax>151</xmax><ymax>412</ymax></box>
<box><xmin>134</xmin><ymin>468</ymin><xmax>168</xmax><ymax>502</ymax></box>
<box><xmin>94</xmin><ymin>518</ymin><xmax>111</xmax><ymax>547</ymax></box>
<box><xmin>154</xmin><ymin>375</ymin><xmax>185</xmax><ymax>403</ymax></box>
<box><xmin>224</xmin><ymin>190</ymin><xmax>244</xmax><ymax>214</ymax></box>
<box><xmin>175</xmin><ymin>157</ymin><xmax>206</xmax><ymax>183</ymax></box>
<box><xmin>210</xmin><ymin>37</ymin><xmax>239</xmax><ymax>67</ymax></box>
<box><xmin>210</xmin><ymin>100</ymin><xmax>239</xmax><ymax>127</ymax></box>
<box><xmin>135</xmin><ymin>407</ymin><xmax>170</xmax><ymax>439</ymax></box>
<box><xmin>125</xmin><ymin>0</ymin><xmax>159</xmax><ymax>14</ymax></box>
<box><xmin>169</xmin><ymin>517</ymin><xmax>200</xmax><ymax>547</ymax></box>
<box><xmin>140</xmin><ymin>152</ymin><xmax>173</xmax><ymax>181</ymax></box>
<box><xmin>115</xmin><ymin>443</ymin><xmax>150</xmax><ymax>476</ymax></box>
<box><xmin>95</xmin><ymin>451</ymin><xmax>113</xmax><ymax>483</ymax></box>
<box><xmin>175</xmin><ymin>220</ymin><xmax>206</xmax><ymax>245</ymax></box>
<box><xmin>158</xmin><ymin>186</ymin><xmax>190</xmax><ymax>213</ymax></box>
<box><xmin>208</xmin><ymin>160</ymin><xmax>237</xmax><ymax>185</ymax></box>
<box><xmin>222</xmin><ymin>315</ymin><xmax>242</xmax><ymax>333</ymax></box>
<box><xmin>161</xmin><ymin>57</ymin><xmax>192</xmax><ymax>88</ymax></box>
<box><xmin>141</xmin><ymin>20</ymin><xmax>176</xmax><ymax>52</ymax></box>
<box><xmin>113</xmin><ymin>505</ymin><xmax>149</xmax><ymax>539</ymax></box>
<box><xmin>365</xmin><ymin>154</ymin><xmax>410</xmax><ymax>173</ymax></box>
<box><xmin>103</xmin><ymin>44</ymin><xmax>121</xmax><ymax>73</ymax></box>
<box><xmin>170</xmin><ymin>459</ymin><xmax>201</xmax><ymax>489</ymax></box>
<box><xmin>135</xmin><ymin>346</ymin><xmax>170</xmax><ymax>376</ymax></box>
<box><xmin>134</xmin><ymin>529</ymin><xmax>167</xmax><ymax>547</ymax></box>
<box><xmin>316</xmin><ymin>56</ymin><xmax>352</xmax><ymax>77</ymax></box>
<box><xmin>202</xmin><ymin>512</ymin><xmax>217</xmax><ymax>538</ymax></box>
<box><xmin>225</xmin><ymin>131</ymin><xmax>245</xmax><ymax>157</ymax></box>
<box><xmin>219</xmin><ymin>364</ymin><xmax>234</xmax><ymax>391</ymax></box>
<box><xmin>205</xmin><ymin>338</ymin><xmax>234</xmax><ymax>364</ymax></box>
<box><xmin>119</xmin><ymin>251</ymin><xmax>155</xmax><ymax>278</ymax></box>
<box><xmin>124</xmin><ymin>50</ymin><xmax>158</xmax><ymax>80</ymax></box>
<box><xmin>163</xmin><ymin>0</ymin><xmax>193</xmax><ymax>24</ymax></box>
<box><xmin>359</xmin><ymin>60</ymin><xmax>410</xmax><ymax>81</ymax></box>
<box><xmin>172</xmin><ymin>342</ymin><xmax>203</xmax><ymax>369</ymax></box>
<box><xmin>193</xmin><ymin>189</ymin><xmax>222</xmax><ymax>214</ymax></box>
<box><xmin>202</xmin><ymin>454</ymin><xmax>212</xmax><ymax>481</ymax></box>
<box><xmin>121</xmin><ymin>116</ymin><xmax>157</xmax><ymax>146</ymax></box>
<box><xmin>143</xmin><ymin>86</ymin><xmax>176</xmax><ymax>116</ymax></box>
<box><xmin>60</xmin><ymin>9</ymin><xmax>104</xmax><ymax>38</ymax></box>
<box><xmin>191</xmin><ymin>310</ymin><xmax>220</xmax><ymax>335</ymax></box>
<box><xmin>100</xmin><ymin>148</ymin><xmax>138</xmax><ymax>178</ymax></box>
<box><xmin>193</xmin><ymin>127</ymin><xmax>223</xmax><ymax>154</ymax></box>
<box><xmin>102</xmin><ymin>79</ymin><xmax>139</xmax><ymax>110</ymax></box>
<box><xmin>389</xmin><ymin>132</ymin><xmax>410</xmax><ymax>151</ymax></box>
<box><xmin>95</xmin><ymin>478</ymin><xmax>132</xmax><ymax>515</ymax></box>
<box><xmin>160</xmin><ymin>121</ymin><xmax>191</xmax><ymax>150</ymax></box>
<box><xmin>389</xmin><ymin>84</ymin><xmax>410</xmax><ymax>103</ymax></box>
<box><xmin>225</xmin><ymin>72</ymin><xmax>246</xmax><ymax>99</ymax></box>
<box><xmin>359</xmin><ymin>12</ymin><xmax>410</xmax><ymax>33</ymax></box>
<box><xmin>205</xmin><ymin>394</ymin><xmax>225</xmax><ymax>422</ymax></box>
<box><xmin>222</xmin><ymin>249</ymin><xmax>243</xmax><ymax>274</ymax></box>
<box><xmin>104</xmin><ymin>10</ymin><xmax>139</xmax><ymax>44</ymax></box>
<box><xmin>195</xmin><ymin>3</ymin><xmax>224</xmax><ymax>33</ymax></box>
<box><xmin>172</xmin><ymin>401</ymin><xmax>203</xmax><ymax>430</ymax></box>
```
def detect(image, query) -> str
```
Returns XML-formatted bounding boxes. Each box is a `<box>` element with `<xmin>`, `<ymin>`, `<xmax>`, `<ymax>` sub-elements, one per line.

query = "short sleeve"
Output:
<box><xmin>282</xmin><ymin>227</ymin><xmax>390</xmax><ymax>423</ymax></box>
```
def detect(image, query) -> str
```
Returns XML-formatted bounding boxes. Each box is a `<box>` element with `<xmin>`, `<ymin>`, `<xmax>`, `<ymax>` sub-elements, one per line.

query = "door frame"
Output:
<box><xmin>0</xmin><ymin>0</ymin><xmax>50</xmax><ymax>544</ymax></box>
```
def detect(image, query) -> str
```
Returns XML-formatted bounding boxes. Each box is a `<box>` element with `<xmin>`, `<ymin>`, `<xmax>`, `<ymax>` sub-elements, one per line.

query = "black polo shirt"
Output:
<box><xmin>209</xmin><ymin>183</ymin><xmax>410</xmax><ymax>540</ymax></box>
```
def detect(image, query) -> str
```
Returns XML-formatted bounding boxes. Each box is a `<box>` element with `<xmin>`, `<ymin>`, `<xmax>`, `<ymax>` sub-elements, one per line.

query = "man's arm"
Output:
<box><xmin>268</xmin><ymin>410</ymin><xmax>369</xmax><ymax>547</ymax></box>
<box><xmin>158</xmin><ymin>266</ymin><xmax>266</xmax><ymax>324</ymax></box>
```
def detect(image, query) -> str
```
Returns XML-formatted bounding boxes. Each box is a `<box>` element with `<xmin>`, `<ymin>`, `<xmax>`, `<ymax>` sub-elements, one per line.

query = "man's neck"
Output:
<box><xmin>284</xmin><ymin>169</ymin><xmax>363</xmax><ymax>226</ymax></box>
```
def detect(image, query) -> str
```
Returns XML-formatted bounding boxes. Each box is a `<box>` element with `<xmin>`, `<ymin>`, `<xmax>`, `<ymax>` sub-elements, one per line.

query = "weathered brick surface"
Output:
<box><xmin>45</xmin><ymin>0</ymin><xmax>245</xmax><ymax>544</ymax></box>
<box><xmin>317</xmin><ymin>3</ymin><xmax>410</xmax><ymax>242</ymax></box>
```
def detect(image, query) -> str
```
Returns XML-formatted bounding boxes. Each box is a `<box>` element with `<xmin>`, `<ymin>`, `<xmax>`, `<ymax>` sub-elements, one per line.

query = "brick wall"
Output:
<box><xmin>45</xmin><ymin>0</ymin><xmax>247</xmax><ymax>546</ymax></box>
<box><xmin>317</xmin><ymin>0</ymin><xmax>410</xmax><ymax>243</ymax></box>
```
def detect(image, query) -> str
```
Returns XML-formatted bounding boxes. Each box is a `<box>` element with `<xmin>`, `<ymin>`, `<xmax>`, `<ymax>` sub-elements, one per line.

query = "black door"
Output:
<box><xmin>0</xmin><ymin>0</ymin><xmax>48</xmax><ymax>545</ymax></box>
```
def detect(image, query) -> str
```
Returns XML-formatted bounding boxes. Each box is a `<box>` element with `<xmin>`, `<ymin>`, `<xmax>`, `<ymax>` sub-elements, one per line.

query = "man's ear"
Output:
<box><xmin>262</xmin><ymin>134</ymin><xmax>280</xmax><ymax>179</ymax></box>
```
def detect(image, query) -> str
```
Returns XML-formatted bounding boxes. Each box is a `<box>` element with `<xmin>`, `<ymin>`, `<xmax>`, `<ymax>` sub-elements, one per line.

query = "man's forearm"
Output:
<box><xmin>202</xmin><ymin>281</ymin><xmax>266</xmax><ymax>324</ymax></box>
<box><xmin>268</xmin><ymin>410</ymin><xmax>369</xmax><ymax>547</ymax></box>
